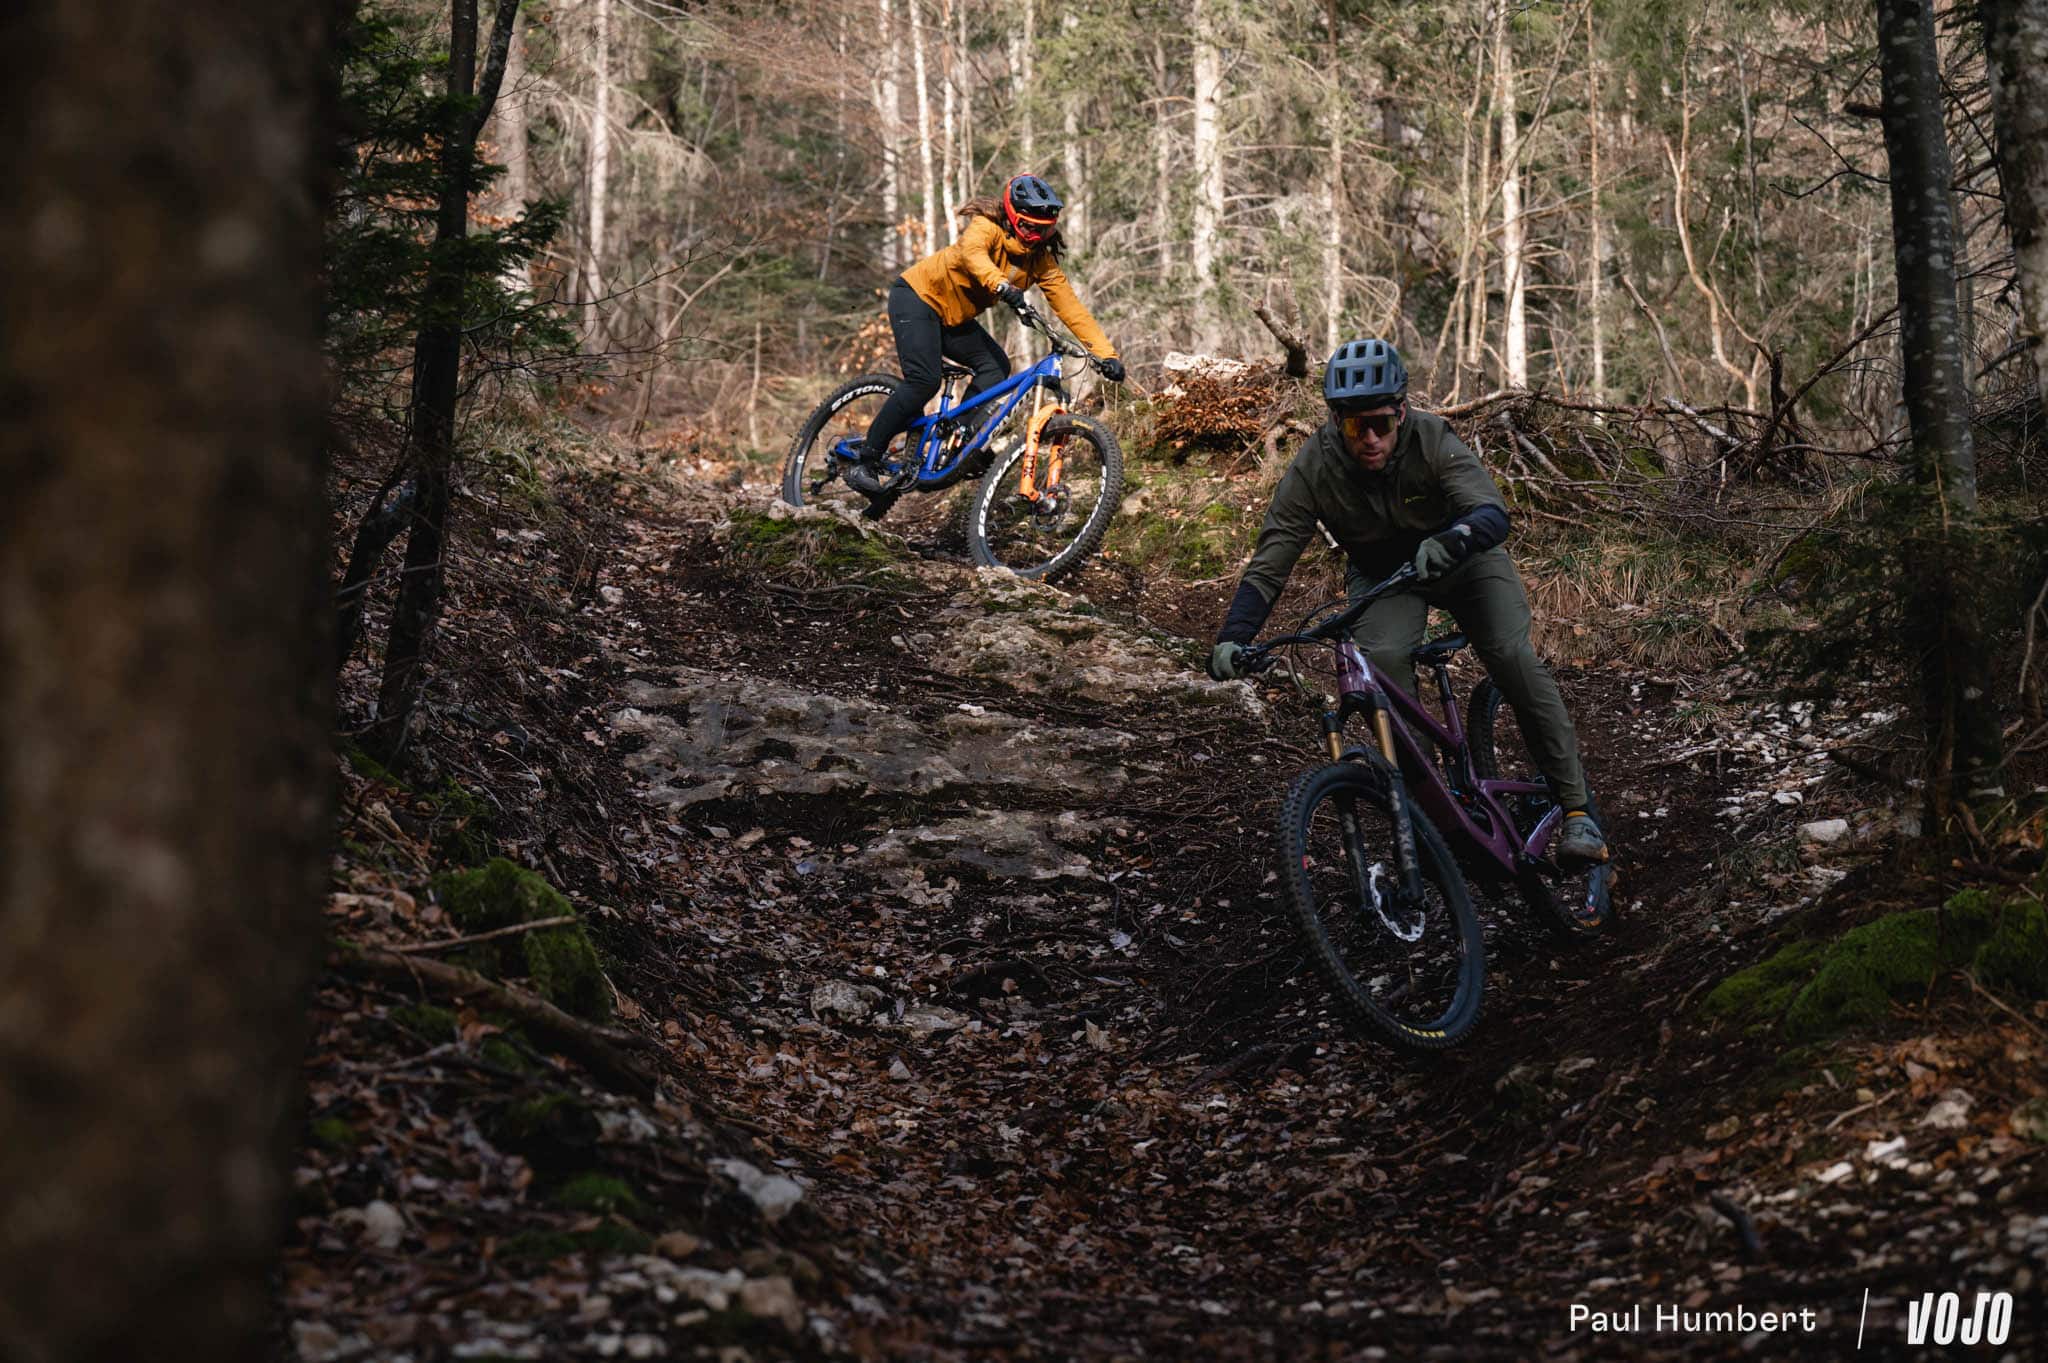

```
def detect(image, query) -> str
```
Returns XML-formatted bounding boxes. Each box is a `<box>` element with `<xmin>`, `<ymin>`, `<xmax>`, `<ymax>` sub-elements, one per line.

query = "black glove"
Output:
<box><xmin>1098</xmin><ymin>356</ymin><xmax>1126</xmax><ymax>383</ymax></box>
<box><xmin>995</xmin><ymin>283</ymin><xmax>1026</xmax><ymax>309</ymax></box>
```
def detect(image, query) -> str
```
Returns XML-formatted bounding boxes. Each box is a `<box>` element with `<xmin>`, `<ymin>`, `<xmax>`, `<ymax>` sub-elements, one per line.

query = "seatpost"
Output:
<box><xmin>1431</xmin><ymin>664</ymin><xmax>1457</xmax><ymax>730</ymax></box>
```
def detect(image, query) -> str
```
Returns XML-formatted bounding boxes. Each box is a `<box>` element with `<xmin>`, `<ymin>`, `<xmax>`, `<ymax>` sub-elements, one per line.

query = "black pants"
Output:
<box><xmin>861</xmin><ymin>278</ymin><xmax>1012</xmax><ymax>457</ymax></box>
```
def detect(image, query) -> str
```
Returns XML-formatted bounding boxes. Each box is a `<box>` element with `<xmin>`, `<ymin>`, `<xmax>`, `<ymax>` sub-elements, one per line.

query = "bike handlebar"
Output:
<box><xmin>1237</xmin><ymin>563</ymin><xmax>1421</xmax><ymax>674</ymax></box>
<box><xmin>1011</xmin><ymin>300</ymin><xmax>1111</xmax><ymax>373</ymax></box>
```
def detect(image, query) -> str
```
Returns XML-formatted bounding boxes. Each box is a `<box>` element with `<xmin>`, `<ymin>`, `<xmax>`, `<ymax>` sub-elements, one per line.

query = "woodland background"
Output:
<box><xmin>3</xmin><ymin>0</ymin><xmax>2047</xmax><ymax>1358</ymax></box>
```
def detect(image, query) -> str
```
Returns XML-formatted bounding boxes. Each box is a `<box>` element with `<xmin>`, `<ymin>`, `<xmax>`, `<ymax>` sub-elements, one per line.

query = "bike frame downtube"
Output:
<box><xmin>910</xmin><ymin>352</ymin><xmax>1063</xmax><ymax>485</ymax></box>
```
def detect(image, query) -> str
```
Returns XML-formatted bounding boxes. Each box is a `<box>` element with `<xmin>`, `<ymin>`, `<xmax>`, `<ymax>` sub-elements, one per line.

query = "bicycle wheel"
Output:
<box><xmin>1278</xmin><ymin>761</ymin><xmax>1484</xmax><ymax>1052</ymax></box>
<box><xmin>780</xmin><ymin>375</ymin><xmax>962</xmax><ymax>541</ymax></box>
<box><xmin>1466</xmin><ymin>678</ymin><xmax>1614</xmax><ymax>939</ymax></box>
<box><xmin>966</xmin><ymin>413</ymin><xmax>1123</xmax><ymax>580</ymax></box>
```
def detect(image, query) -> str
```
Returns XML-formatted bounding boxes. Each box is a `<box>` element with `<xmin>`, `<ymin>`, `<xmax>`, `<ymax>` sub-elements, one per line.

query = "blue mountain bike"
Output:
<box><xmin>781</xmin><ymin>301</ymin><xmax>1124</xmax><ymax>580</ymax></box>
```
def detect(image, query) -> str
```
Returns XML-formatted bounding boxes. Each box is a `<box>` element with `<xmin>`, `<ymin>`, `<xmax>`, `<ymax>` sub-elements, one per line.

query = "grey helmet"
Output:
<box><xmin>1324</xmin><ymin>338</ymin><xmax>1407</xmax><ymax>407</ymax></box>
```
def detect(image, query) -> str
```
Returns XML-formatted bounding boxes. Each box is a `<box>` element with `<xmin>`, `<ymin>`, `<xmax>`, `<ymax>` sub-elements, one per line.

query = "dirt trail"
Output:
<box><xmin>300</xmin><ymin>467</ymin><xmax>2048</xmax><ymax>1363</ymax></box>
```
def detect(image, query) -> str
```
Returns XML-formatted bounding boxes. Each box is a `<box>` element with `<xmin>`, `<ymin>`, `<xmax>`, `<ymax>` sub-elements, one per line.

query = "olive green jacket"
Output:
<box><xmin>1241</xmin><ymin>410</ymin><xmax>1507</xmax><ymax>604</ymax></box>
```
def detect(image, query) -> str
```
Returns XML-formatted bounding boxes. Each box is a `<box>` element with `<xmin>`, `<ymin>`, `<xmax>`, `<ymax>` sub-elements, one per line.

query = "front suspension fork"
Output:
<box><xmin>1325</xmin><ymin>706</ymin><xmax>1427</xmax><ymax>906</ymax></box>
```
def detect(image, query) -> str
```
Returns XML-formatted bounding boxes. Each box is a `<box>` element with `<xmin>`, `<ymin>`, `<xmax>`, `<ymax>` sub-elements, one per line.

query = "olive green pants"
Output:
<box><xmin>1347</xmin><ymin>549</ymin><xmax>1591</xmax><ymax>810</ymax></box>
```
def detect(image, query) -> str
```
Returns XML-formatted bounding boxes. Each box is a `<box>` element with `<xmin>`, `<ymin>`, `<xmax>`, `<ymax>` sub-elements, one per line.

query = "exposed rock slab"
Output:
<box><xmin>612</xmin><ymin>670</ymin><xmax>1138</xmax><ymax>809</ymax></box>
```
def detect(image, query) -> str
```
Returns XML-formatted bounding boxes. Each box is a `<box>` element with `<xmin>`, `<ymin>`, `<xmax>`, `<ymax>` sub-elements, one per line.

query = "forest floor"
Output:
<box><xmin>290</xmin><ymin>443</ymin><xmax>2048</xmax><ymax>1363</ymax></box>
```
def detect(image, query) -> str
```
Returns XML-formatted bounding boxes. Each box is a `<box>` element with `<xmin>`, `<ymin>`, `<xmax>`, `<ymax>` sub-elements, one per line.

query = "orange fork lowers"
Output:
<box><xmin>1015</xmin><ymin>403</ymin><xmax>1067</xmax><ymax>502</ymax></box>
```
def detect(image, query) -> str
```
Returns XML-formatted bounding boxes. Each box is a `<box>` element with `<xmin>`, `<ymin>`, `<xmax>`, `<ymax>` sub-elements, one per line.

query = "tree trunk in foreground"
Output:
<box><xmin>0</xmin><ymin>3</ymin><xmax>334</xmax><ymax>1359</ymax></box>
<box><xmin>1875</xmin><ymin>0</ymin><xmax>2006</xmax><ymax>813</ymax></box>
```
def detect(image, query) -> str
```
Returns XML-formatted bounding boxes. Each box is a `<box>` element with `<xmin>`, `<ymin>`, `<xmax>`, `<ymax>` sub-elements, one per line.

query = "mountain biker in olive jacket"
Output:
<box><xmin>844</xmin><ymin>174</ymin><xmax>1124</xmax><ymax>501</ymax></box>
<box><xmin>1208</xmin><ymin>338</ymin><xmax>1609</xmax><ymax>866</ymax></box>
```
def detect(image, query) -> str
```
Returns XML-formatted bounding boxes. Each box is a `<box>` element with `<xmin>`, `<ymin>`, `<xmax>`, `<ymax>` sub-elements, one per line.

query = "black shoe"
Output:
<box><xmin>841</xmin><ymin>457</ymin><xmax>887</xmax><ymax>497</ymax></box>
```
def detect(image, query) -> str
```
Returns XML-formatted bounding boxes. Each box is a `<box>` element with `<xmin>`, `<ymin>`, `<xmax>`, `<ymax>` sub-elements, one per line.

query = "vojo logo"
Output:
<box><xmin>1902</xmin><ymin>1292</ymin><xmax>2013</xmax><ymax>1347</ymax></box>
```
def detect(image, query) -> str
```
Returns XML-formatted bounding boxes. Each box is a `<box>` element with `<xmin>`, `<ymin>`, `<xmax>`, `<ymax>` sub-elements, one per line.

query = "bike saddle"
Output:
<box><xmin>1410</xmin><ymin>632</ymin><xmax>1469</xmax><ymax>665</ymax></box>
<box><xmin>940</xmin><ymin>358</ymin><xmax>974</xmax><ymax>377</ymax></box>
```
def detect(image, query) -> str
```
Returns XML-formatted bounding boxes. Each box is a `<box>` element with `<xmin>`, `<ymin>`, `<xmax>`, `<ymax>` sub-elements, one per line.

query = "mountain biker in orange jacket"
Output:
<box><xmin>843</xmin><ymin>174</ymin><xmax>1125</xmax><ymax>502</ymax></box>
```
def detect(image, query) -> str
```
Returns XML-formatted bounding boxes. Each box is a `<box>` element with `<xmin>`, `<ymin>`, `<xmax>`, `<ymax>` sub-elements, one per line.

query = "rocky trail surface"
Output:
<box><xmin>295</xmin><ymin>464</ymin><xmax>2047</xmax><ymax>1362</ymax></box>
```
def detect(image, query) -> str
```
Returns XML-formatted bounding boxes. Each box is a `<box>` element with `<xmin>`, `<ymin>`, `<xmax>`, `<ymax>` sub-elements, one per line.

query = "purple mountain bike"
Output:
<box><xmin>1239</xmin><ymin>563</ymin><xmax>1614</xmax><ymax>1052</ymax></box>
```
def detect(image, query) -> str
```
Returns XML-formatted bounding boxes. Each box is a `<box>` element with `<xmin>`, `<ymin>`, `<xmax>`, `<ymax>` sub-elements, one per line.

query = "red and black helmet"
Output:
<box><xmin>1003</xmin><ymin>173</ymin><xmax>1063</xmax><ymax>246</ymax></box>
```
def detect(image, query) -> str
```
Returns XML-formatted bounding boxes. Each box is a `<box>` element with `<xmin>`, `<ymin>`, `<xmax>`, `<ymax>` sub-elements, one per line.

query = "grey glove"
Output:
<box><xmin>1208</xmin><ymin>641</ymin><xmax>1245</xmax><ymax>681</ymax></box>
<box><xmin>995</xmin><ymin>283</ymin><xmax>1026</xmax><ymax>308</ymax></box>
<box><xmin>1412</xmin><ymin>526</ymin><xmax>1470</xmax><ymax>582</ymax></box>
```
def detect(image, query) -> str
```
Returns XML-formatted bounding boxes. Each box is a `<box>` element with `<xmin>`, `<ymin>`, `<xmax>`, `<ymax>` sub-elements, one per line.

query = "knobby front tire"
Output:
<box><xmin>1278</xmin><ymin>761</ymin><xmax>1485</xmax><ymax>1053</ymax></box>
<box><xmin>1466</xmin><ymin>678</ymin><xmax>1615</xmax><ymax>939</ymax></box>
<box><xmin>966</xmin><ymin>412</ymin><xmax>1123</xmax><ymax>580</ymax></box>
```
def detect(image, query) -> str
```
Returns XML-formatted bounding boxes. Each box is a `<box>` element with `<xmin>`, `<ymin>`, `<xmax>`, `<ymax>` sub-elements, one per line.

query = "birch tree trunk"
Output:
<box><xmin>1458</xmin><ymin>6</ymin><xmax>1494</xmax><ymax>388</ymax></box>
<box><xmin>911</xmin><ymin>0</ymin><xmax>938</xmax><ymax>255</ymax></box>
<box><xmin>1154</xmin><ymin>33</ymin><xmax>1173</xmax><ymax>284</ymax></box>
<box><xmin>1586</xmin><ymin>6</ymin><xmax>1605</xmax><ymax>400</ymax></box>
<box><xmin>957</xmin><ymin>0</ymin><xmax>972</xmax><ymax>209</ymax></box>
<box><xmin>1496</xmin><ymin>1</ymin><xmax>1528</xmax><ymax>388</ymax></box>
<box><xmin>1013</xmin><ymin>0</ymin><xmax>1036</xmax><ymax>167</ymax></box>
<box><xmin>586</xmin><ymin>0</ymin><xmax>611</xmax><ymax>315</ymax></box>
<box><xmin>1322</xmin><ymin>0</ymin><xmax>1344</xmax><ymax>350</ymax></box>
<box><xmin>878</xmin><ymin>0</ymin><xmax>901</xmax><ymax>269</ymax></box>
<box><xmin>496</xmin><ymin>13</ymin><xmax>529</xmax><ymax>209</ymax></box>
<box><xmin>1875</xmin><ymin>0</ymin><xmax>2005</xmax><ymax>810</ymax></box>
<box><xmin>1192</xmin><ymin>0</ymin><xmax>1224</xmax><ymax>351</ymax></box>
<box><xmin>0</xmin><ymin>2</ymin><xmax>332</xmax><ymax>1357</ymax></box>
<box><xmin>941</xmin><ymin>0</ymin><xmax>959</xmax><ymax>228</ymax></box>
<box><xmin>1982</xmin><ymin>0</ymin><xmax>2048</xmax><ymax>406</ymax></box>
<box><xmin>1060</xmin><ymin>8</ymin><xmax>1087</xmax><ymax>251</ymax></box>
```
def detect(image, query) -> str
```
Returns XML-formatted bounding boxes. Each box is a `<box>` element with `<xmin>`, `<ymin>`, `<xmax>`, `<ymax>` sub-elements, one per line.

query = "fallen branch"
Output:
<box><xmin>1660</xmin><ymin>397</ymin><xmax>1741</xmax><ymax>452</ymax></box>
<box><xmin>334</xmin><ymin>942</ymin><xmax>659</xmax><ymax>1097</ymax></box>
<box><xmin>1963</xmin><ymin>969</ymin><xmax>2048</xmax><ymax>1044</ymax></box>
<box><xmin>391</xmin><ymin>914</ymin><xmax>580</xmax><ymax>954</ymax></box>
<box><xmin>1250</xmin><ymin>303</ymin><xmax>1311</xmax><ymax>379</ymax></box>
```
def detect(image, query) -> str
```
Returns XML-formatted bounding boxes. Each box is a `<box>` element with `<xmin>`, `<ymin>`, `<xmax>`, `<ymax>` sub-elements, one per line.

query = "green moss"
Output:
<box><xmin>310</xmin><ymin>1117</ymin><xmax>360</xmax><ymax>1151</ymax></box>
<box><xmin>1782</xmin><ymin>893</ymin><xmax>1999</xmax><ymax>1040</ymax></box>
<box><xmin>1973</xmin><ymin>897</ymin><xmax>2048</xmax><ymax>996</ymax></box>
<box><xmin>488</xmin><ymin>1090</ymin><xmax>601</xmax><ymax>1175</ymax></box>
<box><xmin>419</xmin><ymin>779</ymin><xmax>494</xmax><ymax>866</ymax></box>
<box><xmin>478</xmin><ymin>1034</ymin><xmax>535</xmax><ymax>1073</ymax></box>
<box><xmin>1706</xmin><ymin>890</ymin><xmax>2036</xmax><ymax>1042</ymax></box>
<box><xmin>432</xmin><ymin>858</ymin><xmax>611</xmax><ymax>1022</ymax></box>
<box><xmin>724</xmin><ymin>508</ymin><xmax>907</xmax><ymax>586</ymax></box>
<box><xmin>389</xmin><ymin>1003</ymin><xmax>459</xmax><ymax>1044</ymax></box>
<box><xmin>340</xmin><ymin>740</ymin><xmax>404</xmax><ymax>788</ymax></box>
<box><xmin>1703</xmin><ymin>940</ymin><xmax>1826</xmax><ymax>1030</ymax></box>
<box><xmin>551</xmin><ymin>1172</ymin><xmax>642</xmax><ymax>1215</ymax></box>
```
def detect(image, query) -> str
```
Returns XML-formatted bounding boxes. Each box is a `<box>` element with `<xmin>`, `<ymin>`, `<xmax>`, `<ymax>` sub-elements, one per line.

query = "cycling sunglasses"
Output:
<box><xmin>1336</xmin><ymin>403</ymin><xmax>1405</xmax><ymax>439</ymax></box>
<box><xmin>1013</xmin><ymin>212</ymin><xmax>1058</xmax><ymax>242</ymax></box>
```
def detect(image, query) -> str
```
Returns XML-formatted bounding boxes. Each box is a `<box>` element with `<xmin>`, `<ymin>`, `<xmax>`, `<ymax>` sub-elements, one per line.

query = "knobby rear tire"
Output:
<box><xmin>966</xmin><ymin>412</ymin><xmax>1123</xmax><ymax>580</ymax></box>
<box><xmin>1466</xmin><ymin>678</ymin><xmax>1615</xmax><ymax>940</ymax></box>
<box><xmin>780</xmin><ymin>373</ymin><xmax>904</xmax><ymax>509</ymax></box>
<box><xmin>1277</xmin><ymin>761</ymin><xmax>1485</xmax><ymax>1053</ymax></box>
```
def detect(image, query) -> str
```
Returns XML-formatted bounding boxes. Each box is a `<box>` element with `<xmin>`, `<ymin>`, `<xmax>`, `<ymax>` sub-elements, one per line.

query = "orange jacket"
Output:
<box><xmin>899</xmin><ymin>215</ymin><xmax>1117</xmax><ymax>359</ymax></box>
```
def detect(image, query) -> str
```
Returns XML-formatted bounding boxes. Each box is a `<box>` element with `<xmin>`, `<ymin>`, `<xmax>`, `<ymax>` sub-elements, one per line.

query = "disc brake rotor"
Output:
<box><xmin>1364</xmin><ymin>861</ymin><xmax>1425</xmax><ymax>942</ymax></box>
